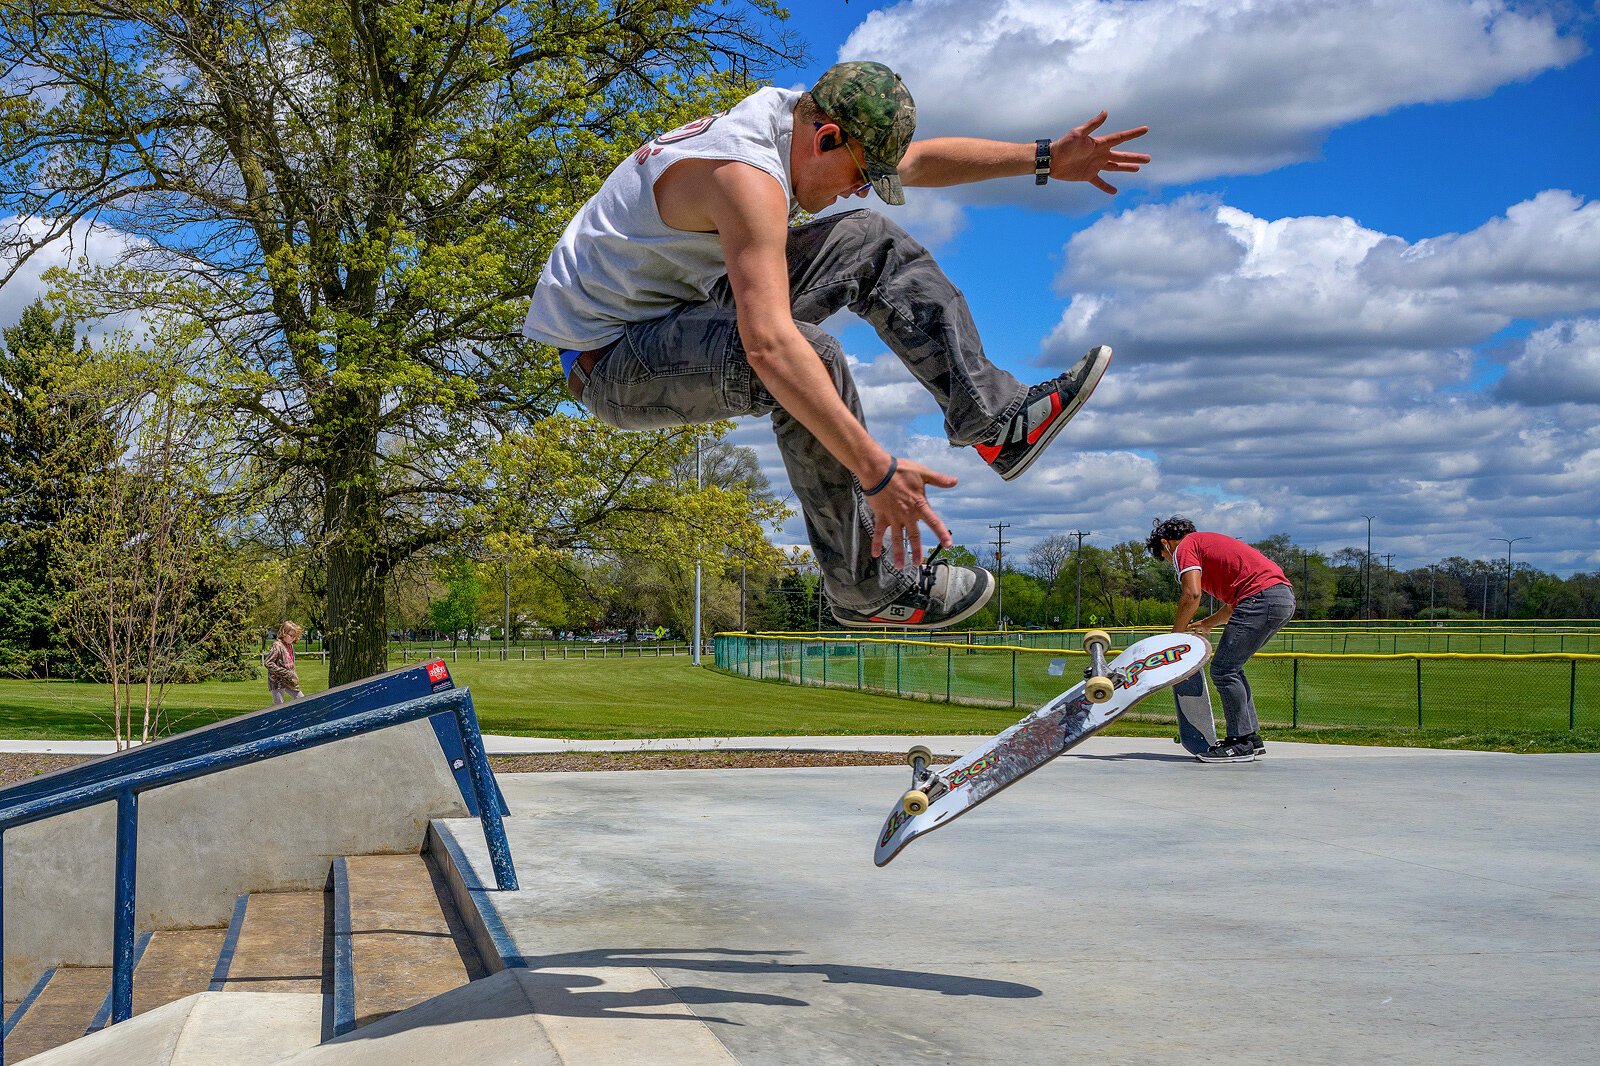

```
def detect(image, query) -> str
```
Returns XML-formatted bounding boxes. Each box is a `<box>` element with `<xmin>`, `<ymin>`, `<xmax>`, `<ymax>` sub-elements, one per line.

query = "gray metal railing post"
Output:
<box><xmin>1416</xmin><ymin>658</ymin><xmax>1423</xmax><ymax>728</ymax></box>
<box><xmin>1292</xmin><ymin>657</ymin><xmax>1299</xmax><ymax>728</ymax></box>
<box><xmin>1572</xmin><ymin>659</ymin><xmax>1578</xmax><ymax>730</ymax></box>
<box><xmin>452</xmin><ymin>700</ymin><xmax>518</xmax><ymax>891</ymax></box>
<box><xmin>112</xmin><ymin>788</ymin><xmax>139</xmax><ymax>1023</ymax></box>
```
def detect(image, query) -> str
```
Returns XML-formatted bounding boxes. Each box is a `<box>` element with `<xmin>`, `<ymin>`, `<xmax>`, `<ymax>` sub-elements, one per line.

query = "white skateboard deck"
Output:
<box><xmin>874</xmin><ymin>632</ymin><xmax>1211</xmax><ymax>866</ymax></box>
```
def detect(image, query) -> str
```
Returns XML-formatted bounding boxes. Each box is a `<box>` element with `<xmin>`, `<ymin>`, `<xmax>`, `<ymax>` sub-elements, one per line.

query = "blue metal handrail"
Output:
<box><xmin>0</xmin><ymin>659</ymin><xmax>517</xmax><ymax>1052</ymax></box>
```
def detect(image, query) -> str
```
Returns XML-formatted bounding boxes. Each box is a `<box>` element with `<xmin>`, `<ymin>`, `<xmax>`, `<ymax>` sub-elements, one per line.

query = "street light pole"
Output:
<box><xmin>692</xmin><ymin>439</ymin><xmax>702</xmax><ymax>665</ymax></box>
<box><xmin>1362</xmin><ymin>515</ymin><xmax>1377</xmax><ymax>620</ymax></box>
<box><xmin>1491</xmin><ymin>536</ymin><xmax>1528</xmax><ymax>620</ymax></box>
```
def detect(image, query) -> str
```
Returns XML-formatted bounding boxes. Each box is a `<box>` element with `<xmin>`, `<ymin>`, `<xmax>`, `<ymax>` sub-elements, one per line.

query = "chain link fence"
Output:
<box><xmin>782</xmin><ymin>624</ymin><xmax>1600</xmax><ymax>656</ymax></box>
<box><xmin>713</xmin><ymin>633</ymin><xmax>1600</xmax><ymax>732</ymax></box>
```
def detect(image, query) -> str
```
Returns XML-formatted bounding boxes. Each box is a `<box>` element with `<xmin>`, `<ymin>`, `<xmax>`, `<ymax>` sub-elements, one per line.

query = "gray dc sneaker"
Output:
<box><xmin>975</xmin><ymin>345</ymin><xmax>1112</xmax><ymax>481</ymax></box>
<box><xmin>832</xmin><ymin>551</ymin><xmax>995</xmax><ymax>630</ymax></box>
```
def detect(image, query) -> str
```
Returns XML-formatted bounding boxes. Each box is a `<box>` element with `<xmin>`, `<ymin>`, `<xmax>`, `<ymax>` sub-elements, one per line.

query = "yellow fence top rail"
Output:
<box><xmin>716</xmin><ymin>632</ymin><xmax>1600</xmax><ymax>663</ymax></box>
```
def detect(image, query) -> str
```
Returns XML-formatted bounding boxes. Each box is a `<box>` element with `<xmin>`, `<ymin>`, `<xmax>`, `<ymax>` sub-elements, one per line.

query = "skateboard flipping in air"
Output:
<box><xmin>874</xmin><ymin>630</ymin><xmax>1211</xmax><ymax>866</ymax></box>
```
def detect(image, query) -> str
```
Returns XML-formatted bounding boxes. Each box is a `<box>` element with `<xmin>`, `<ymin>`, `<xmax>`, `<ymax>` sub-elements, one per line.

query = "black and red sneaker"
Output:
<box><xmin>832</xmin><ymin>551</ymin><xmax>994</xmax><ymax>630</ymax></box>
<box><xmin>975</xmin><ymin>345</ymin><xmax>1112</xmax><ymax>481</ymax></box>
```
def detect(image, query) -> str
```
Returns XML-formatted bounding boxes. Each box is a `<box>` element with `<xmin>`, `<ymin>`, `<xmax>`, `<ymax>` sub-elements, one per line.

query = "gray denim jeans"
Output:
<box><xmin>1210</xmin><ymin>583</ymin><xmax>1297</xmax><ymax>736</ymax></box>
<box><xmin>579</xmin><ymin>210</ymin><xmax>1027</xmax><ymax>613</ymax></box>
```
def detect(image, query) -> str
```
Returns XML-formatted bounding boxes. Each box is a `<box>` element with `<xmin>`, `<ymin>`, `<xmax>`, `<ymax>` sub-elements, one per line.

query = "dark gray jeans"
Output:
<box><xmin>1210</xmin><ymin>583</ymin><xmax>1297</xmax><ymax>736</ymax></box>
<box><xmin>580</xmin><ymin>210</ymin><xmax>1027</xmax><ymax>613</ymax></box>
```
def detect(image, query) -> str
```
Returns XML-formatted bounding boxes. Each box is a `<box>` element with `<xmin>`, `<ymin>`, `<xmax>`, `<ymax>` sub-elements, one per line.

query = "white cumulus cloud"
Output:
<box><xmin>840</xmin><ymin>0</ymin><xmax>1585</xmax><ymax>202</ymax></box>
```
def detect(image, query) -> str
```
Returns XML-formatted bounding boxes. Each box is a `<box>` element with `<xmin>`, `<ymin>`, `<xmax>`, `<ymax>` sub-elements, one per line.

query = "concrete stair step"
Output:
<box><xmin>338</xmin><ymin>853</ymin><xmax>484</xmax><ymax>1030</ymax></box>
<box><xmin>126</xmin><ymin>929</ymin><xmax>229</xmax><ymax>1021</ymax></box>
<box><xmin>213</xmin><ymin>891</ymin><xmax>328</xmax><ymax>996</ymax></box>
<box><xmin>1</xmin><ymin>966</ymin><xmax>109</xmax><ymax>1064</ymax></box>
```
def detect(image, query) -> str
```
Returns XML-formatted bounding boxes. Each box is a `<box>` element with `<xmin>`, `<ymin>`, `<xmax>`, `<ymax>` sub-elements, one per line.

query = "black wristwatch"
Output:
<box><xmin>1034</xmin><ymin>139</ymin><xmax>1051</xmax><ymax>185</ymax></box>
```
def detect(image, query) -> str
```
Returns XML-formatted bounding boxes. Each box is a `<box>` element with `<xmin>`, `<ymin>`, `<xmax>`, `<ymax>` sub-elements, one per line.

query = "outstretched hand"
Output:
<box><xmin>865</xmin><ymin>458</ymin><xmax>957</xmax><ymax>568</ymax></box>
<box><xmin>1052</xmin><ymin>112</ymin><xmax>1151</xmax><ymax>195</ymax></box>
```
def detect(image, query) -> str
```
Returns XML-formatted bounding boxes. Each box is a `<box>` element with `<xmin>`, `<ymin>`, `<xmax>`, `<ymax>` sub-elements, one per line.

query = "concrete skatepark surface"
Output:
<box><xmin>434</xmin><ymin>738</ymin><xmax>1600</xmax><ymax>1065</ymax></box>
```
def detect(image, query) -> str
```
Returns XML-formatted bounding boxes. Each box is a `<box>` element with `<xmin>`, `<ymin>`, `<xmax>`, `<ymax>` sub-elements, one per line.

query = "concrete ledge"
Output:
<box><xmin>19</xmin><ymin>991</ymin><xmax>322</xmax><ymax>1066</ymax></box>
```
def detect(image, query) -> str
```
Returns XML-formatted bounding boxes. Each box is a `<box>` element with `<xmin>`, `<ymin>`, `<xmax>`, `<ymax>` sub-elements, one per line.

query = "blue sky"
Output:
<box><xmin>718</xmin><ymin>0</ymin><xmax>1600</xmax><ymax>575</ymax></box>
<box><xmin>1</xmin><ymin>1</ymin><xmax>1594</xmax><ymax>579</ymax></box>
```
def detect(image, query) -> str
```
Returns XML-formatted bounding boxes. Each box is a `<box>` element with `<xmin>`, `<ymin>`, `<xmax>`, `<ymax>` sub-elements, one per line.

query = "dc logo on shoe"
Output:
<box><xmin>873</xmin><ymin>603</ymin><xmax>925</xmax><ymax>624</ymax></box>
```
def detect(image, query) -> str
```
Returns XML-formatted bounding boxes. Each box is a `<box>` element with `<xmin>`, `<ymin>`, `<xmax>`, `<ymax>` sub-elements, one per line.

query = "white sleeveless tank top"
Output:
<box><xmin>522</xmin><ymin>87</ymin><xmax>798</xmax><ymax>351</ymax></box>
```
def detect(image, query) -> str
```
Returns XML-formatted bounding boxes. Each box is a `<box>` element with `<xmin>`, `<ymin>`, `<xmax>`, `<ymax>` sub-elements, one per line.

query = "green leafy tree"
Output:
<box><xmin>1</xmin><ymin>1</ymin><xmax>800</xmax><ymax>684</ymax></box>
<box><xmin>427</xmin><ymin>555</ymin><xmax>482</xmax><ymax>646</ymax></box>
<box><xmin>53</xmin><ymin>335</ymin><xmax>251</xmax><ymax>745</ymax></box>
<box><xmin>0</xmin><ymin>300</ymin><xmax>102</xmax><ymax>676</ymax></box>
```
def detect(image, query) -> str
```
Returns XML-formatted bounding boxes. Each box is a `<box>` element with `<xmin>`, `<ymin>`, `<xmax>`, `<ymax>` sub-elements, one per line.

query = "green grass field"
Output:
<box><xmin>0</xmin><ymin>656</ymin><xmax>1028</xmax><ymax>742</ymax></box>
<box><xmin>2</xmin><ymin>653</ymin><xmax>1597</xmax><ymax>752</ymax></box>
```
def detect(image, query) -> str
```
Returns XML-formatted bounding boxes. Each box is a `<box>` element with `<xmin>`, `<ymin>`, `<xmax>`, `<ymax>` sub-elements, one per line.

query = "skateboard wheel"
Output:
<box><xmin>1085</xmin><ymin>676</ymin><xmax>1114</xmax><ymax>703</ymax></box>
<box><xmin>1082</xmin><ymin>629</ymin><xmax>1111</xmax><ymax>653</ymax></box>
<box><xmin>901</xmin><ymin>789</ymin><xmax>930</xmax><ymax>817</ymax></box>
<box><xmin>906</xmin><ymin>744</ymin><xmax>933</xmax><ymax>768</ymax></box>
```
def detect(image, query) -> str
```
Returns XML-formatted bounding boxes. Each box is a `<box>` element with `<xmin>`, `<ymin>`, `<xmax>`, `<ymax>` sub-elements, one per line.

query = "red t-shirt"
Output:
<box><xmin>1173</xmin><ymin>532</ymin><xmax>1290</xmax><ymax>606</ymax></box>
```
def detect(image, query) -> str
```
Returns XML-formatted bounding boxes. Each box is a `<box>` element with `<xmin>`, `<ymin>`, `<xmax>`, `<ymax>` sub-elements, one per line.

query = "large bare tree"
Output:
<box><xmin>1</xmin><ymin>1</ymin><xmax>798</xmax><ymax>683</ymax></box>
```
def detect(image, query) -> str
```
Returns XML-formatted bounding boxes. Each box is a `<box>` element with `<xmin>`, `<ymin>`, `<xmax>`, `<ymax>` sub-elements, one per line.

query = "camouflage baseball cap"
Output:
<box><xmin>811</xmin><ymin>61</ymin><xmax>916</xmax><ymax>206</ymax></box>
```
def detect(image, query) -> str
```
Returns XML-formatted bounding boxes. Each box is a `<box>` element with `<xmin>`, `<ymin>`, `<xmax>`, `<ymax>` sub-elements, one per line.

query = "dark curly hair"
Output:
<box><xmin>1146</xmin><ymin>515</ymin><xmax>1197</xmax><ymax>559</ymax></box>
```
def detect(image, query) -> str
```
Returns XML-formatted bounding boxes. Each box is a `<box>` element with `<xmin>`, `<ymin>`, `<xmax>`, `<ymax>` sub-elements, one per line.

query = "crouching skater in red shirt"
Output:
<box><xmin>1147</xmin><ymin>516</ymin><xmax>1296</xmax><ymax>763</ymax></box>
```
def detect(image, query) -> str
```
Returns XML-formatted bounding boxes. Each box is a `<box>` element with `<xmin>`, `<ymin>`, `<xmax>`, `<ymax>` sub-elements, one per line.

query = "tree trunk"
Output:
<box><xmin>322</xmin><ymin>389</ymin><xmax>389</xmax><ymax>687</ymax></box>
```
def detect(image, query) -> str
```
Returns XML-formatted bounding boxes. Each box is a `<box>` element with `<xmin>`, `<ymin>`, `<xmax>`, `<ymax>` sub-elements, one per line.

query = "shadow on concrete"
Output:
<box><xmin>502</xmin><ymin>947</ymin><xmax>1043</xmax><ymax>1021</ymax></box>
<box><xmin>315</xmin><ymin>946</ymin><xmax>1042</xmax><ymax>1047</ymax></box>
<box><xmin>1071</xmin><ymin>750</ymin><xmax>1198</xmax><ymax>763</ymax></box>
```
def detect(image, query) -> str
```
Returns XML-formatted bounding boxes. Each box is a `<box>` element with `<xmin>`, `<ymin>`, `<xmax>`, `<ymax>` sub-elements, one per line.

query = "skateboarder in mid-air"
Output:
<box><xmin>1147</xmin><ymin>516</ymin><xmax>1297</xmax><ymax>762</ymax></box>
<box><xmin>523</xmin><ymin>61</ymin><xmax>1150</xmax><ymax>630</ymax></box>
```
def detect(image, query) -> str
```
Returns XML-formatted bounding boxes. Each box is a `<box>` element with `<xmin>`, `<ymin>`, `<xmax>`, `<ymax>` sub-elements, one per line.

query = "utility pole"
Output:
<box><xmin>502</xmin><ymin>561</ymin><xmax>510</xmax><ymax>661</ymax></box>
<box><xmin>1491</xmin><ymin>537</ymin><xmax>1527</xmax><ymax>620</ymax></box>
<box><xmin>1362</xmin><ymin>515</ymin><xmax>1377</xmax><ymax>620</ymax></box>
<box><xmin>1300</xmin><ymin>549</ymin><xmax>1310</xmax><ymax>620</ymax></box>
<box><xmin>1068</xmin><ymin>530</ymin><xmax>1093</xmax><ymax>628</ymax></box>
<box><xmin>988</xmin><ymin>522</ymin><xmax>1010</xmax><ymax>629</ymax></box>
<box><xmin>1381</xmin><ymin>553</ymin><xmax>1394</xmax><ymax>617</ymax></box>
<box><xmin>1428</xmin><ymin>564</ymin><xmax>1436</xmax><ymax>617</ymax></box>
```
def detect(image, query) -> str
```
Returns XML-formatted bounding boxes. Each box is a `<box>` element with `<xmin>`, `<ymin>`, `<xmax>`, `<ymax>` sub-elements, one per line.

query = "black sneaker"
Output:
<box><xmin>975</xmin><ymin>345</ymin><xmax>1112</xmax><ymax>481</ymax></box>
<box><xmin>1195</xmin><ymin>739</ymin><xmax>1258</xmax><ymax>763</ymax></box>
<box><xmin>1240</xmin><ymin>732</ymin><xmax>1266</xmax><ymax>756</ymax></box>
<box><xmin>831</xmin><ymin>552</ymin><xmax>995</xmax><ymax>630</ymax></box>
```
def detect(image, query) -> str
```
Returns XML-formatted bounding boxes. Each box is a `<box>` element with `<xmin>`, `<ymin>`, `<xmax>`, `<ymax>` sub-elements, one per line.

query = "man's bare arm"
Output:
<box><xmin>696</xmin><ymin>160</ymin><xmax>955</xmax><ymax>564</ymax></box>
<box><xmin>899</xmin><ymin>112</ymin><xmax>1149</xmax><ymax>194</ymax></box>
<box><xmin>1172</xmin><ymin>570</ymin><xmax>1204</xmax><ymax>633</ymax></box>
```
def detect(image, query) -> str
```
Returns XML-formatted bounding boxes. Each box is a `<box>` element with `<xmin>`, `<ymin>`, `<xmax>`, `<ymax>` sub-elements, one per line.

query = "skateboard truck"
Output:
<box><xmin>900</xmin><ymin>744</ymin><xmax>947</xmax><ymax>816</ymax></box>
<box><xmin>1081</xmin><ymin>629</ymin><xmax>1115</xmax><ymax>703</ymax></box>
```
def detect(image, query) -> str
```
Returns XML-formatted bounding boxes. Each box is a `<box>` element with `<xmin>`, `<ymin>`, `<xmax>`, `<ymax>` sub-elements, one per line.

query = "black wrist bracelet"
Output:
<box><xmin>862</xmin><ymin>456</ymin><xmax>898</xmax><ymax>496</ymax></box>
<box><xmin>1034</xmin><ymin>138</ymin><xmax>1051</xmax><ymax>185</ymax></box>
